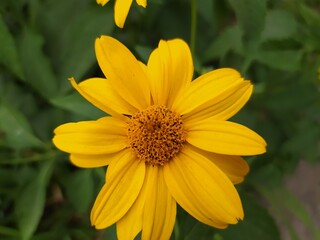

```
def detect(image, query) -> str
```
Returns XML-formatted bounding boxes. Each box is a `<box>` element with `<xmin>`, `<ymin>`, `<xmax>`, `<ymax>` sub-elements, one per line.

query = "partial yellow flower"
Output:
<box><xmin>53</xmin><ymin>36</ymin><xmax>267</xmax><ymax>240</ymax></box>
<box><xmin>96</xmin><ymin>0</ymin><xmax>147</xmax><ymax>28</ymax></box>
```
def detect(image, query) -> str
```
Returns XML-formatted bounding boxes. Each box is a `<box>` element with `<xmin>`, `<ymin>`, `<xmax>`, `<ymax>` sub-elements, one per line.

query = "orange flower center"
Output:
<box><xmin>127</xmin><ymin>105</ymin><xmax>186</xmax><ymax>166</ymax></box>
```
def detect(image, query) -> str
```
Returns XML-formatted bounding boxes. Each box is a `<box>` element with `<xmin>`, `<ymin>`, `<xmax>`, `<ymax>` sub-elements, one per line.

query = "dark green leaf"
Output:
<box><xmin>0</xmin><ymin>14</ymin><xmax>24</xmax><ymax>79</ymax></box>
<box><xmin>55</xmin><ymin>5</ymin><xmax>114</xmax><ymax>88</ymax></box>
<box><xmin>283</xmin><ymin>121</ymin><xmax>320</xmax><ymax>164</ymax></box>
<box><xmin>134</xmin><ymin>45</ymin><xmax>152</xmax><ymax>63</ymax></box>
<box><xmin>175</xmin><ymin>206</ymin><xmax>216</xmax><ymax>240</ymax></box>
<box><xmin>0</xmin><ymin>102</ymin><xmax>44</xmax><ymax>149</ymax></box>
<box><xmin>65</xmin><ymin>169</ymin><xmax>94</xmax><ymax>214</ymax></box>
<box><xmin>50</xmin><ymin>92</ymin><xmax>105</xmax><ymax>119</ymax></box>
<box><xmin>299</xmin><ymin>4</ymin><xmax>320</xmax><ymax>26</ymax></box>
<box><xmin>197</xmin><ymin>1</ymin><xmax>214</xmax><ymax>23</ymax></box>
<box><xmin>218</xmin><ymin>193</ymin><xmax>280</xmax><ymax>240</ymax></box>
<box><xmin>203</xmin><ymin>25</ymin><xmax>242</xmax><ymax>61</ymax></box>
<box><xmin>254</xmin><ymin>184</ymin><xmax>320</xmax><ymax>240</ymax></box>
<box><xmin>15</xmin><ymin>161</ymin><xmax>54</xmax><ymax>240</ymax></box>
<box><xmin>262</xmin><ymin>10</ymin><xmax>297</xmax><ymax>41</ymax></box>
<box><xmin>103</xmin><ymin>224</ymin><xmax>117</xmax><ymax>240</ymax></box>
<box><xmin>0</xmin><ymin>225</ymin><xmax>20</xmax><ymax>238</ymax></box>
<box><xmin>228</xmin><ymin>0</ymin><xmax>267</xmax><ymax>40</ymax></box>
<box><xmin>256</xmin><ymin>50</ymin><xmax>302</xmax><ymax>71</ymax></box>
<box><xmin>39</xmin><ymin>1</ymin><xmax>114</xmax><ymax>92</ymax></box>
<box><xmin>247</xmin><ymin>164</ymin><xmax>282</xmax><ymax>189</ymax></box>
<box><xmin>184</xmin><ymin>222</ymin><xmax>212</xmax><ymax>240</ymax></box>
<box><xmin>18</xmin><ymin>28</ymin><xmax>59</xmax><ymax>99</ymax></box>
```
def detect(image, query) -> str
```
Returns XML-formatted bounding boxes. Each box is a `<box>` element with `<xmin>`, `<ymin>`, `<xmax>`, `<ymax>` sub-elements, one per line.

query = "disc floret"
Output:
<box><xmin>127</xmin><ymin>105</ymin><xmax>186</xmax><ymax>166</ymax></box>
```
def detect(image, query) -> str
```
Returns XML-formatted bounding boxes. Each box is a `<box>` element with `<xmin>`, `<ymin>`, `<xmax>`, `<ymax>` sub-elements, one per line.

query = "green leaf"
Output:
<box><xmin>283</xmin><ymin>121</ymin><xmax>320</xmax><ymax>164</ymax></box>
<box><xmin>247</xmin><ymin>164</ymin><xmax>282</xmax><ymax>189</ymax></box>
<box><xmin>255</xmin><ymin>50</ymin><xmax>302</xmax><ymax>71</ymax></box>
<box><xmin>31</xmin><ymin>230</ymin><xmax>70</xmax><ymax>240</ymax></box>
<box><xmin>39</xmin><ymin>1</ymin><xmax>114</xmax><ymax>92</ymax></box>
<box><xmin>0</xmin><ymin>102</ymin><xmax>44</xmax><ymax>149</ymax></box>
<box><xmin>299</xmin><ymin>3</ymin><xmax>320</xmax><ymax>27</ymax></box>
<box><xmin>175</xmin><ymin>207</ymin><xmax>216</xmax><ymax>240</ymax></box>
<box><xmin>203</xmin><ymin>25</ymin><xmax>243</xmax><ymax>61</ymax></box>
<box><xmin>254</xmin><ymin>184</ymin><xmax>320</xmax><ymax>240</ymax></box>
<box><xmin>0</xmin><ymin>75</ymin><xmax>37</xmax><ymax>113</ymax></box>
<box><xmin>262</xmin><ymin>10</ymin><xmax>297</xmax><ymax>41</ymax></box>
<box><xmin>184</xmin><ymin>221</ymin><xmax>212</xmax><ymax>240</ymax></box>
<box><xmin>18</xmin><ymin>27</ymin><xmax>58</xmax><ymax>99</ymax></box>
<box><xmin>15</xmin><ymin>161</ymin><xmax>54</xmax><ymax>240</ymax></box>
<box><xmin>56</xmin><ymin>6</ymin><xmax>114</xmax><ymax>87</ymax></box>
<box><xmin>276</xmin><ymin>188</ymin><xmax>320</xmax><ymax>239</ymax></box>
<box><xmin>0</xmin><ymin>14</ymin><xmax>24</xmax><ymax>79</ymax></box>
<box><xmin>65</xmin><ymin>169</ymin><xmax>94</xmax><ymax>214</ymax></box>
<box><xmin>50</xmin><ymin>92</ymin><xmax>105</xmax><ymax>119</ymax></box>
<box><xmin>0</xmin><ymin>225</ymin><xmax>20</xmax><ymax>238</ymax></box>
<box><xmin>218</xmin><ymin>193</ymin><xmax>280</xmax><ymax>240</ymax></box>
<box><xmin>103</xmin><ymin>224</ymin><xmax>117</xmax><ymax>240</ymax></box>
<box><xmin>296</xmin><ymin>4</ymin><xmax>320</xmax><ymax>51</ymax></box>
<box><xmin>134</xmin><ymin>45</ymin><xmax>152</xmax><ymax>63</ymax></box>
<box><xmin>197</xmin><ymin>0</ymin><xmax>214</xmax><ymax>23</ymax></box>
<box><xmin>228</xmin><ymin>0</ymin><xmax>267</xmax><ymax>40</ymax></box>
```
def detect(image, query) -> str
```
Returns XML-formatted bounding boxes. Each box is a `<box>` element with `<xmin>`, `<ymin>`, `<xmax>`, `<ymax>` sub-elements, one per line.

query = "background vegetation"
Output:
<box><xmin>0</xmin><ymin>0</ymin><xmax>319</xmax><ymax>239</ymax></box>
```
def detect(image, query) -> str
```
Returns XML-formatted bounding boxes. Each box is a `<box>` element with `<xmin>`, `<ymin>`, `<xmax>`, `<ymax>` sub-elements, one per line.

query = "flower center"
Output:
<box><xmin>127</xmin><ymin>105</ymin><xmax>186</xmax><ymax>166</ymax></box>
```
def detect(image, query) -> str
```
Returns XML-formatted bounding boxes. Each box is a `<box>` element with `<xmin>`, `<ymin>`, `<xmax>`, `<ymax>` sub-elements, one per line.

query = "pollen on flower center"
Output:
<box><xmin>127</xmin><ymin>105</ymin><xmax>186</xmax><ymax>166</ymax></box>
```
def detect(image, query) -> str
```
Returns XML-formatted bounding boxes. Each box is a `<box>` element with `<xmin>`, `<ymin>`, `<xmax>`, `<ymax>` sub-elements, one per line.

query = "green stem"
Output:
<box><xmin>0</xmin><ymin>150</ymin><xmax>60</xmax><ymax>165</ymax></box>
<box><xmin>0</xmin><ymin>225</ymin><xmax>20</xmax><ymax>237</ymax></box>
<box><xmin>190</xmin><ymin>0</ymin><xmax>197</xmax><ymax>55</ymax></box>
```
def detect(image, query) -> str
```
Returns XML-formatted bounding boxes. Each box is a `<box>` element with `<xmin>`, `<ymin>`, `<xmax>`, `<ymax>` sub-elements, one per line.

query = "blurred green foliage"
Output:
<box><xmin>0</xmin><ymin>0</ymin><xmax>319</xmax><ymax>239</ymax></box>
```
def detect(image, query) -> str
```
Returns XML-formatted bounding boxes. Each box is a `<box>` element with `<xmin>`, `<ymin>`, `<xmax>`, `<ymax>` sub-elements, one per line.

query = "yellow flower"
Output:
<box><xmin>53</xmin><ymin>36</ymin><xmax>266</xmax><ymax>239</ymax></box>
<box><xmin>96</xmin><ymin>0</ymin><xmax>147</xmax><ymax>28</ymax></box>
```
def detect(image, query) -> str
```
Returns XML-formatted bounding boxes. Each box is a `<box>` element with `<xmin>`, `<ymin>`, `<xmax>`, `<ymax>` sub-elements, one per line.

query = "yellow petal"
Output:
<box><xmin>96</xmin><ymin>0</ymin><xmax>110</xmax><ymax>6</ymax></box>
<box><xmin>183</xmin><ymin>81</ymin><xmax>253</xmax><ymax>124</ymax></box>
<box><xmin>136</xmin><ymin>0</ymin><xmax>147</xmax><ymax>7</ymax></box>
<box><xmin>95</xmin><ymin>36</ymin><xmax>150</xmax><ymax>110</ymax></box>
<box><xmin>91</xmin><ymin>150</ymin><xmax>145</xmax><ymax>229</ymax></box>
<box><xmin>147</xmin><ymin>39</ymin><xmax>193</xmax><ymax>107</ymax></box>
<box><xmin>187</xmin><ymin>144</ymin><xmax>249</xmax><ymax>184</ymax></box>
<box><xmin>114</xmin><ymin>0</ymin><xmax>133</xmax><ymax>28</ymax></box>
<box><xmin>70</xmin><ymin>150</ymin><xmax>125</xmax><ymax>168</ymax></box>
<box><xmin>53</xmin><ymin>117</ymin><xmax>128</xmax><ymax>155</ymax></box>
<box><xmin>141</xmin><ymin>166</ymin><xmax>176</xmax><ymax>240</ymax></box>
<box><xmin>164</xmin><ymin>147</ymin><xmax>244</xmax><ymax>228</ymax></box>
<box><xmin>172</xmin><ymin>68</ymin><xmax>244</xmax><ymax>115</ymax></box>
<box><xmin>70</xmin><ymin>77</ymin><xmax>137</xmax><ymax>118</ymax></box>
<box><xmin>186</xmin><ymin>119</ymin><xmax>267</xmax><ymax>156</ymax></box>
<box><xmin>116</xmin><ymin>165</ymin><xmax>148</xmax><ymax>240</ymax></box>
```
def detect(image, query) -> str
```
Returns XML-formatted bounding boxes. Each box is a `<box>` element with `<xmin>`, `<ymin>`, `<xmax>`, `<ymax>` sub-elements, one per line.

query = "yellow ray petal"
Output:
<box><xmin>95</xmin><ymin>36</ymin><xmax>150</xmax><ymax>110</ymax></box>
<box><xmin>114</xmin><ymin>0</ymin><xmax>133</xmax><ymax>28</ymax></box>
<box><xmin>70</xmin><ymin>150</ymin><xmax>126</xmax><ymax>168</ymax></box>
<box><xmin>91</xmin><ymin>150</ymin><xmax>145</xmax><ymax>229</ymax></box>
<box><xmin>53</xmin><ymin>117</ymin><xmax>128</xmax><ymax>155</ymax></box>
<box><xmin>172</xmin><ymin>68</ymin><xmax>244</xmax><ymax>115</ymax></box>
<box><xmin>136</xmin><ymin>0</ymin><xmax>147</xmax><ymax>7</ymax></box>
<box><xmin>70</xmin><ymin>77</ymin><xmax>138</xmax><ymax>118</ymax></box>
<box><xmin>116</xmin><ymin>164</ymin><xmax>149</xmax><ymax>240</ymax></box>
<box><xmin>183</xmin><ymin>80</ymin><xmax>253</xmax><ymax>124</ymax></box>
<box><xmin>186</xmin><ymin>119</ymin><xmax>267</xmax><ymax>156</ymax></box>
<box><xmin>96</xmin><ymin>0</ymin><xmax>110</xmax><ymax>6</ymax></box>
<box><xmin>187</xmin><ymin>144</ymin><xmax>249</xmax><ymax>184</ymax></box>
<box><xmin>147</xmin><ymin>39</ymin><xmax>193</xmax><ymax>107</ymax></box>
<box><xmin>141</xmin><ymin>166</ymin><xmax>176</xmax><ymax>240</ymax></box>
<box><xmin>164</xmin><ymin>147</ymin><xmax>244</xmax><ymax>228</ymax></box>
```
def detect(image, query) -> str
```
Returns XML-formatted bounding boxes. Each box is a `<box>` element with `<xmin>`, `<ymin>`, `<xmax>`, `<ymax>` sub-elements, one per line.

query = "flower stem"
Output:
<box><xmin>0</xmin><ymin>150</ymin><xmax>60</xmax><ymax>165</ymax></box>
<box><xmin>190</xmin><ymin>0</ymin><xmax>197</xmax><ymax>56</ymax></box>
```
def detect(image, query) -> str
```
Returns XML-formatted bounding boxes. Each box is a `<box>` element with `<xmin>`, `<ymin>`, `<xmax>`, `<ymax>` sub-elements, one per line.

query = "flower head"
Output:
<box><xmin>53</xmin><ymin>36</ymin><xmax>266</xmax><ymax>239</ymax></box>
<box><xmin>97</xmin><ymin>0</ymin><xmax>147</xmax><ymax>28</ymax></box>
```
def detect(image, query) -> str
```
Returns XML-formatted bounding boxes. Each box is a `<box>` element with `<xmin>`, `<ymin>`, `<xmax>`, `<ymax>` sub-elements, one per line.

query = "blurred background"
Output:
<box><xmin>0</xmin><ymin>0</ymin><xmax>319</xmax><ymax>239</ymax></box>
